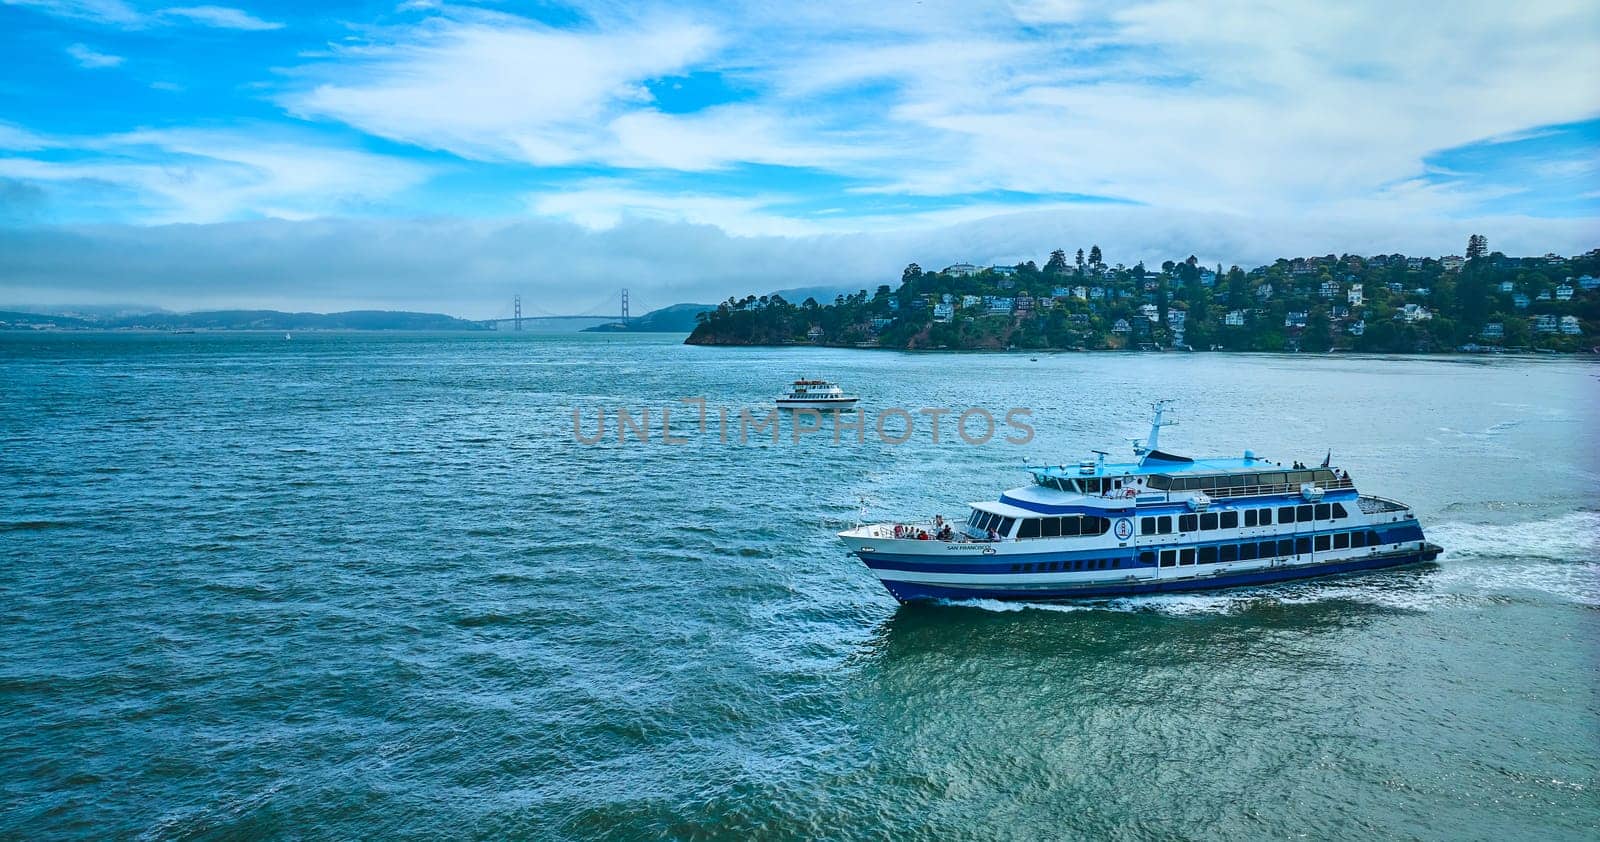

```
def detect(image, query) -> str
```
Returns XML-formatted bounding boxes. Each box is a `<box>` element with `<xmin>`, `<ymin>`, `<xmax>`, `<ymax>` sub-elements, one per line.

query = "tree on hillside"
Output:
<box><xmin>1045</xmin><ymin>249</ymin><xmax>1069</xmax><ymax>274</ymax></box>
<box><xmin>1075</xmin><ymin>248</ymin><xmax>1086</xmax><ymax>274</ymax></box>
<box><xmin>902</xmin><ymin>263</ymin><xmax>923</xmax><ymax>283</ymax></box>
<box><xmin>1467</xmin><ymin>234</ymin><xmax>1487</xmax><ymax>260</ymax></box>
<box><xmin>1088</xmin><ymin>245</ymin><xmax>1102</xmax><ymax>268</ymax></box>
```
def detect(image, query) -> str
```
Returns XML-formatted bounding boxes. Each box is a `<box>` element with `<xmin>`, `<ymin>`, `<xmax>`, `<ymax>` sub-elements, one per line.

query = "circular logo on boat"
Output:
<box><xmin>1114</xmin><ymin>518</ymin><xmax>1134</xmax><ymax>540</ymax></box>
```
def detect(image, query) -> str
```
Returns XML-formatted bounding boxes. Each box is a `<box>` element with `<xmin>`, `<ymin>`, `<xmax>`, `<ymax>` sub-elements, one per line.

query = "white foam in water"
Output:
<box><xmin>943</xmin><ymin>593</ymin><xmax>1256</xmax><ymax>617</ymax></box>
<box><xmin>1429</xmin><ymin>511</ymin><xmax>1600</xmax><ymax>562</ymax></box>
<box><xmin>940</xmin><ymin>511</ymin><xmax>1600</xmax><ymax>615</ymax></box>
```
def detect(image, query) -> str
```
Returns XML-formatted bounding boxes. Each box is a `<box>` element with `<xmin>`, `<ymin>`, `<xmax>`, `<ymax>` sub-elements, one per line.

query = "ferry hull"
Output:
<box><xmin>776</xmin><ymin>400</ymin><xmax>859</xmax><ymax>411</ymax></box>
<box><xmin>874</xmin><ymin>545</ymin><xmax>1440</xmax><ymax>603</ymax></box>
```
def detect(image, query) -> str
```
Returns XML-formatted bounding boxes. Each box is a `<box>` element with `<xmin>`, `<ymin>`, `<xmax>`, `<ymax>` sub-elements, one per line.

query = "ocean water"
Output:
<box><xmin>2</xmin><ymin>332</ymin><xmax>1597</xmax><ymax>840</ymax></box>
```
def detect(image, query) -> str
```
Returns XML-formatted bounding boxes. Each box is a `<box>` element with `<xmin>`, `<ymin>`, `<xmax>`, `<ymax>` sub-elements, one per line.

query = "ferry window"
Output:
<box><xmin>1367</xmin><ymin>530</ymin><xmax>1381</xmax><ymax>545</ymax></box>
<box><xmin>1244</xmin><ymin>509</ymin><xmax>1258</xmax><ymax>527</ymax></box>
<box><xmin>1092</xmin><ymin>559</ymin><xmax>1103</xmax><ymax>570</ymax></box>
<box><xmin>1220</xmin><ymin>511</ymin><xmax>1238</xmax><ymax>529</ymax></box>
<box><xmin>1075</xmin><ymin>559</ymin><xmax>1085</xmax><ymax>571</ymax></box>
<box><xmin>1160</xmin><ymin>550</ymin><xmax>1176</xmax><ymax>567</ymax></box>
<box><xmin>1220</xmin><ymin>544</ymin><xmax>1238</xmax><ymax>562</ymax></box>
<box><xmin>1278</xmin><ymin>506</ymin><xmax>1296</xmax><ymax>523</ymax></box>
<box><xmin>1295</xmin><ymin>537</ymin><xmax>1311</xmax><ymax>555</ymax></box>
<box><xmin>1314</xmin><ymin>503</ymin><xmax>1331</xmax><ymax>520</ymax></box>
<box><xmin>1179</xmin><ymin>514</ymin><xmax>1198</xmax><ymax>532</ymax></box>
<box><xmin>1147</xmin><ymin>476</ymin><xmax>1171</xmax><ymax>490</ymax></box>
<box><xmin>1158</xmin><ymin>516</ymin><xmax>1173</xmax><ymax>534</ymax></box>
<box><xmin>1290</xmin><ymin>470</ymin><xmax>1313</xmax><ymax>484</ymax></box>
<box><xmin>1141</xmin><ymin>518</ymin><xmax>1156</xmax><ymax>536</ymax></box>
<box><xmin>1200</xmin><ymin>512</ymin><xmax>1219</xmax><ymax>531</ymax></box>
<box><xmin>1180</xmin><ymin>548</ymin><xmax>1196</xmax><ymax>565</ymax></box>
<box><xmin>1111</xmin><ymin>559</ymin><xmax>1121</xmax><ymax>569</ymax></box>
<box><xmin>1314</xmin><ymin>469</ymin><xmax>1336</xmax><ymax>484</ymax></box>
<box><xmin>1296</xmin><ymin>505</ymin><xmax>1314</xmax><ymax>522</ymax></box>
<box><xmin>968</xmin><ymin>511</ymin><xmax>981</xmax><ymax>528</ymax></box>
<box><xmin>1010</xmin><ymin>564</ymin><xmax>1021</xmax><ymax>572</ymax></box>
<box><xmin>1138</xmin><ymin>551</ymin><xmax>1155</xmax><ymax>565</ymax></box>
<box><xmin>1088</xmin><ymin>518</ymin><xmax>1110</xmax><ymax>536</ymax></box>
<box><xmin>1230</xmin><ymin>475</ymin><xmax>1250</xmax><ymax>488</ymax></box>
<box><xmin>1334</xmin><ymin>532</ymin><xmax>1350</xmax><ymax>549</ymax></box>
<box><xmin>1198</xmin><ymin>546</ymin><xmax>1218</xmax><ymax>564</ymax></box>
<box><xmin>1260</xmin><ymin>541</ymin><xmax>1277</xmax><ymax>558</ymax></box>
<box><xmin>997</xmin><ymin>517</ymin><xmax>1016</xmax><ymax>537</ymax></box>
<box><xmin>1058</xmin><ymin>517</ymin><xmax>1078</xmax><ymax>537</ymax></box>
<box><xmin>1018</xmin><ymin>519</ymin><xmax>1041</xmax><ymax>539</ymax></box>
<box><xmin>1352</xmin><ymin>531</ymin><xmax>1367</xmax><ymax>548</ymax></box>
<box><xmin>1278</xmin><ymin>539</ymin><xmax>1295</xmax><ymax>556</ymax></box>
<box><xmin>1332</xmin><ymin>503</ymin><xmax>1348</xmax><ymax>519</ymax></box>
<box><xmin>1051</xmin><ymin>561</ymin><xmax>1061</xmax><ymax>571</ymax></box>
<box><xmin>1042</xmin><ymin>518</ymin><xmax>1061</xmax><ymax>538</ymax></box>
<box><xmin>1315</xmin><ymin>534</ymin><xmax>1331</xmax><ymax>552</ymax></box>
<box><xmin>1239</xmin><ymin>543</ymin><xmax>1257</xmax><ymax>560</ymax></box>
<box><xmin>1261</xmin><ymin>472</ymin><xmax>1286</xmax><ymax>485</ymax></box>
<box><xmin>1259</xmin><ymin>509</ymin><xmax>1272</xmax><ymax>526</ymax></box>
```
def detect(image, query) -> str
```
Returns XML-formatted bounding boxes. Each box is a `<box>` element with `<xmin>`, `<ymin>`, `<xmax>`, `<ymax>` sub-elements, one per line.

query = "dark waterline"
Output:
<box><xmin>2</xmin><ymin>331</ymin><xmax>1597</xmax><ymax>840</ymax></box>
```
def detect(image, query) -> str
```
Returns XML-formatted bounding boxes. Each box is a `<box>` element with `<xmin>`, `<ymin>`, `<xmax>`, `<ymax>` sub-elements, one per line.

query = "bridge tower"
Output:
<box><xmin>514</xmin><ymin>295</ymin><xmax>522</xmax><ymax>331</ymax></box>
<box><xmin>620</xmin><ymin>288</ymin><xmax>630</xmax><ymax>324</ymax></box>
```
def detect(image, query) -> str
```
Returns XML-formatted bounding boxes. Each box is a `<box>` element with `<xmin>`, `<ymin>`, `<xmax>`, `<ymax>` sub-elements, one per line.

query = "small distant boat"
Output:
<box><xmin>284</xmin><ymin>333</ymin><xmax>292</xmax><ymax>340</ymax></box>
<box><xmin>776</xmin><ymin>379</ymin><xmax>858</xmax><ymax>410</ymax></box>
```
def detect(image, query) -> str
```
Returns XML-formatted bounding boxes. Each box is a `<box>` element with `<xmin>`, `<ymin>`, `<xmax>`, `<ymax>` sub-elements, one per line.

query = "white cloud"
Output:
<box><xmin>2</xmin><ymin>0</ymin><xmax>141</xmax><ymax>25</ymax></box>
<box><xmin>66</xmin><ymin>43</ymin><xmax>125</xmax><ymax>68</ymax></box>
<box><xmin>6</xmin><ymin>0</ymin><xmax>283</xmax><ymax>30</ymax></box>
<box><xmin>159</xmin><ymin>6</ymin><xmax>283</xmax><ymax>31</ymax></box>
<box><xmin>0</xmin><ymin>122</ymin><xmax>55</xmax><ymax>151</ymax></box>
<box><xmin>0</xmin><ymin>127</ymin><xmax>431</xmax><ymax>223</ymax></box>
<box><xmin>285</xmin><ymin>16</ymin><xmax>721</xmax><ymax>165</ymax></box>
<box><xmin>272</xmin><ymin>0</ymin><xmax>1600</xmax><ymax>226</ymax></box>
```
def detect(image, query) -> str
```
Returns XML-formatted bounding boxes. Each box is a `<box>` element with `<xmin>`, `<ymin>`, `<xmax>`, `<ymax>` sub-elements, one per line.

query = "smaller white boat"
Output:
<box><xmin>776</xmin><ymin>379</ymin><xmax>859</xmax><ymax>410</ymax></box>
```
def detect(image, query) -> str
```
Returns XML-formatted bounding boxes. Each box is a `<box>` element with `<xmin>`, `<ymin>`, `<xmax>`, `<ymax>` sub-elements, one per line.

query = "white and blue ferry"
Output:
<box><xmin>839</xmin><ymin>402</ymin><xmax>1441</xmax><ymax>603</ymax></box>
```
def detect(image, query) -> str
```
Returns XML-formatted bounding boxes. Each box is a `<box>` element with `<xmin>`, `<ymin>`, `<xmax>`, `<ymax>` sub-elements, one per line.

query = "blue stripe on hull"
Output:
<box><xmin>878</xmin><ymin>550</ymin><xmax>1436</xmax><ymax>603</ymax></box>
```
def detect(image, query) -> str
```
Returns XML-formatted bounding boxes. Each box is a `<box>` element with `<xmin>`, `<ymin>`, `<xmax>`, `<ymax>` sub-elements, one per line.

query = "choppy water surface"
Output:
<box><xmin>2</xmin><ymin>332</ymin><xmax>1597</xmax><ymax>840</ymax></box>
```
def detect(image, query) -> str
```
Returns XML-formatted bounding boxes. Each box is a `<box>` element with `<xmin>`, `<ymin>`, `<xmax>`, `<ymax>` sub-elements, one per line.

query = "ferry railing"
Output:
<box><xmin>1111</xmin><ymin>476</ymin><xmax>1356</xmax><ymax>501</ymax></box>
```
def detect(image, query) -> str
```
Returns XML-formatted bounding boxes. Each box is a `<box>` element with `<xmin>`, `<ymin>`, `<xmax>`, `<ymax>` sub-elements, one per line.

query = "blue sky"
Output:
<box><xmin>1</xmin><ymin>0</ymin><xmax>1597</xmax><ymax>314</ymax></box>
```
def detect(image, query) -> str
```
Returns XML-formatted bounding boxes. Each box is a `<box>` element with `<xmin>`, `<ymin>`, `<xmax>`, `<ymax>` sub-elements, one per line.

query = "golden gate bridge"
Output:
<box><xmin>480</xmin><ymin>288</ymin><xmax>632</xmax><ymax>330</ymax></box>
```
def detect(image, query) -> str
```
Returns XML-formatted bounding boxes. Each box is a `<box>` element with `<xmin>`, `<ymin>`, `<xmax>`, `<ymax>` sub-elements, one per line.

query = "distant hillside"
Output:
<box><xmin>582</xmin><ymin>302</ymin><xmax>714</xmax><ymax>333</ymax></box>
<box><xmin>689</xmin><ymin>243</ymin><xmax>1600</xmax><ymax>353</ymax></box>
<box><xmin>0</xmin><ymin>311</ymin><xmax>92</xmax><ymax>328</ymax></box>
<box><xmin>1</xmin><ymin>309</ymin><xmax>489</xmax><ymax>331</ymax></box>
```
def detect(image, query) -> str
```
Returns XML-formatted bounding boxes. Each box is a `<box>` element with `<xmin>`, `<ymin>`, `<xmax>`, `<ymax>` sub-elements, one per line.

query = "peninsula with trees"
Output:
<box><xmin>687</xmin><ymin>237</ymin><xmax>1599</xmax><ymax>353</ymax></box>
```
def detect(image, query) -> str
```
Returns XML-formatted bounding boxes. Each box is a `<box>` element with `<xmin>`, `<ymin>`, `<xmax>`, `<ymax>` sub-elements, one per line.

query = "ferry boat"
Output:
<box><xmin>838</xmin><ymin>401</ymin><xmax>1441</xmax><ymax>603</ymax></box>
<box><xmin>776</xmin><ymin>379</ymin><xmax>859</xmax><ymax>410</ymax></box>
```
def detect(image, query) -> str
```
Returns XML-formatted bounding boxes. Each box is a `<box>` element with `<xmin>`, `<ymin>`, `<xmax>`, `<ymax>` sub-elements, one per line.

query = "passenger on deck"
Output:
<box><xmin>985</xmin><ymin>526</ymin><xmax>999</xmax><ymax>542</ymax></box>
<box><xmin>937</xmin><ymin>525</ymin><xmax>953</xmax><ymax>541</ymax></box>
<box><xmin>917</xmin><ymin>530</ymin><xmax>930</xmax><ymax>540</ymax></box>
<box><xmin>893</xmin><ymin>524</ymin><xmax>904</xmax><ymax>539</ymax></box>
